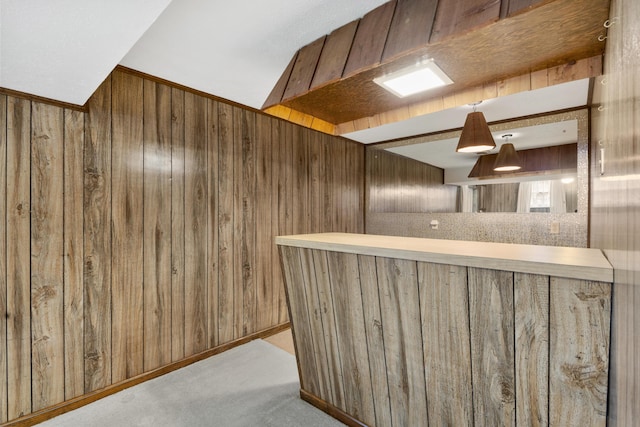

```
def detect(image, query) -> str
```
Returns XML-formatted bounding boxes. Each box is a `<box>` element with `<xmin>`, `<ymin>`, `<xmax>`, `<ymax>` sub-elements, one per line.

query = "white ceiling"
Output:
<box><xmin>1</xmin><ymin>0</ymin><xmax>590</xmax><ymax>144</ymax></box>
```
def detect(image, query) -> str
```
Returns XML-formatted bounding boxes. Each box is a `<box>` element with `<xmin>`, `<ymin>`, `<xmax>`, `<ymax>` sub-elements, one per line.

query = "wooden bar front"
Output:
<box><xmin>277</xmin><ymin>233</ymin><xmax>613</xmax><ymax>427</ymax></box>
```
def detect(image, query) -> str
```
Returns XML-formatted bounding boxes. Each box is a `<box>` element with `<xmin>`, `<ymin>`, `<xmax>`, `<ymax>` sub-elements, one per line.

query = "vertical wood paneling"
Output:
<box><xmin>382</xmin><ymin>0</ymin><xmax>439</xmax><ymax>62</ymax></box>
<box><xmin>279</xmin><ymin>246</ymin><xmax>320</xmax><ymax>394</ymax></box>
<box><xmin>549</xmin><ymin>278</ymin><xmax>610</xmax><ymax>426</ymax></box>
<box><xmin>327</xmin><ymin>252</ymin><xmax>375</xmax><ymax>426</ymax></box>
<box><xmin>343</xmin><ymin>1</ymin><xmax>396</xmax><ymax>77</ymax></box>
<box><xmin>83</xmin><ymin>77</ymin><xmax>112</xmax><ymax>392</ymax></box>
<box><xmin>431</xmin><ymin>0</ymin><xmax>501</xmax><ymax>43</ymax></box>
<box><xmin>0</xmin><ymin>68</ymin><xmax>366</xmax><ymax>424</ymax></box>
<box><xmin>311</xmin><ymin>249</ymin><xmax>345</xmax><ymax>410</ymax></box>
<box><xmin>30</xmin><ymin>103</ymin><xmax>65</xmax><ymax>411</ymax></box>
<box><xmin>282</xmin><ymin>37</ymin><xmax>326</xmax><ymax>101</ymax></box>
<box><xmin>111</xmin><ymin>71</ymin><xmax>144</xmax><ymax>382</ymax></box>
<box><xmin>0</xmin><ymin>94</ymin><xmax>7</xmax><ymax>424</ymax></box>
<box><xmin>184</xmin><ymin>92</ymin><xmax>208</xmax><ymax>355</ymax></box>
<box><xmin>298</xmin><ymin>248</ymin><xmax>332</xmax><ymax>401</ymax></box>
<box><xmin>310</xmin><ymin>21</ymin><xmax>358</xmax><ymax>89</ymax></box>
<box><xmin>468</xmin><ymin>268</ymin><xmax>516</xmax><ymax>426</ymax></box>
<box><xmin>170</xmin><ymin>88</ymin><xmax>186</xmax><ymax>362</ymax></box>
<box><xmin>63</xmin><ymin>109</ymin><xmax>85</xmax><ymax>400</ymax></box>
<box><xmin>217</xmin><ymin>102</ymin><xmax>234</xmax><ymax>345</ymax></box>
<box><xmin>515</xmin><ymin>273</ymin><xmax>549</xmax><ymax>426</ymax></box>
<box><xmin>255</xmin><ymin>113</ymin><xmax>273</xmax><ymax>331</ymax></box>
<box><xmin>6</xmin><ymin>96</ymin><xmax>32</xmax><ymax>419</ymax></box>
<box><xmin>376</xmin><ymin>257</ymin><xmax>428</xmax><ymax>426</ymax></box>
<box><xmin>232</xmin><ymin>106</ymin><xmax>245</xmax><ymax>339</ymax></box>
<box><xmin>418</xmin><ymin>262</ymin><xmax>473</xmax><ymax>425</ymax></box>
<box><xmin>143</xmin><ymin>81</ymin><xmax>173</xmax><ymax>371</ymax></box>
<box><xmin>241</xmin><ymin>110</ymin><xmax>256</xmax><ymax>336</ymax></box>
<box><xmin>207</xmin><ymin>99</ymin><xmax>219</xmax><ymax>347</ymax></box>
<box><xmin>357</xmin><ymin>255</ymin><xmax>392</xmax><ymax>427</ymax></box>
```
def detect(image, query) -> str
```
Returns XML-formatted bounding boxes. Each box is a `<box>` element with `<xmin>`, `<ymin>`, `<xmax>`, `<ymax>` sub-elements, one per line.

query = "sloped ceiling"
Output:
<box><xmin>0</xmin><ymin>0</ymin><xmax>172</xmax><ymax>105</ymax></box>
<box><xmin>0</xmin><ymin>0</ymin><xmax>609</xmax><ymax>145</ymax></box>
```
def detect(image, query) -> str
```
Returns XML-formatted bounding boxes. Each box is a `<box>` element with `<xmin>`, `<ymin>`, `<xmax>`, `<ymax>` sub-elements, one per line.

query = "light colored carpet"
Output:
<box><xmin>39</xmin><ymin>339</ymin><xmax>345</xmax><ymax>427</ymax></box>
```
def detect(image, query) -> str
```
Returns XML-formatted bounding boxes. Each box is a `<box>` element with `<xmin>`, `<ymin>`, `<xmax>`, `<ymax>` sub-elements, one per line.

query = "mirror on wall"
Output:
<box><xmin>371</xmin><ymin>109</ymin><xmax>588</xmax><ymax>214</ymax></box>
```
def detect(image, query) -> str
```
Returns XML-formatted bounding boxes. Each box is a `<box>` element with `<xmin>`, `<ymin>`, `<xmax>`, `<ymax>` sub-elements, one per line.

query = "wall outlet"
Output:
<box><xmin>550</xmin><ymin>221</ymin><xmax>560</xmax><ymax>234</ymax></box>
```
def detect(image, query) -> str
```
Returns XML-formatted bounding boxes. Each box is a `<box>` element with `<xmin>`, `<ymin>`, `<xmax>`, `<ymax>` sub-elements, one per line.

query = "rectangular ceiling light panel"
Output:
<box><xmin>374</xmin><ymin>59</ymin><xmax>453</xmax><ymax>98</ymax></box>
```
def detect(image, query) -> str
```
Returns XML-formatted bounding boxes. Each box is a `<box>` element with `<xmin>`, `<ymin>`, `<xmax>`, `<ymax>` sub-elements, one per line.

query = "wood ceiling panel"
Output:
<box><xmin>277</xmin><ymin>0</ymin><xmax>609</xmax><ymax>125</ymax></box>
<box><xmin>343</xmin><ymin>1</ymin><xmax>396</xmax><ymax>77</ymax></box>
<box><xmin>311</xmin><ymin>21</ymin><xmax>359</xmax><ymax>90</ymax></box>
<box><xmin>430</xmin><ymin>0</ymin><xmax>501</xmax><ymax>43</ymax></box>
<box><xmin>381</xmin><ymin>0</ymin><xmax>439</xmax><ymax>62</ymax></box>
<box><xmin>282</xmin><ymin>37</ymin><xmax>326</xmax><ymax>101</ymax></box>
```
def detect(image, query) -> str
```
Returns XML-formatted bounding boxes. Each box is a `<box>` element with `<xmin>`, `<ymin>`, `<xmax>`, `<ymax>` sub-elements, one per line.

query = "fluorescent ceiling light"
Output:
<box><xmin>374</xmin><ymin>59</ymin><xmax>453</xmax><ymax>98</ymax></box>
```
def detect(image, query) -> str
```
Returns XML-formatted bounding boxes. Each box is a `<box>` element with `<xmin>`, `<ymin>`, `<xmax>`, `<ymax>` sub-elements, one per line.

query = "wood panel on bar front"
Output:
<box><xmin>278</xmin><ymin>233</ymin><xmax>612</xmax><ymax>427</ymax></box>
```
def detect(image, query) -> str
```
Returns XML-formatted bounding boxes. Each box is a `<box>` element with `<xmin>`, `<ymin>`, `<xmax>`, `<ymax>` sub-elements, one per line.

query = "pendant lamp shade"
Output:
<box><xmin>456</xmin><ymin>111</ymin><xmax>496</xmax><ymax>153</ymax></box>
<box><xmin>493</xmin><ymin>142</ymin><xmax>522</xmax><ymax>171</ymax></box>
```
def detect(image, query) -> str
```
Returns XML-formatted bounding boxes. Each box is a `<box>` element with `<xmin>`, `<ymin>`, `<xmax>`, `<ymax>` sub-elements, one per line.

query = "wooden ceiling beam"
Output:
<box><xmin>335</xmin><ymin>55</ymin><xmax>602</xmax><ymax>135</ymax></box>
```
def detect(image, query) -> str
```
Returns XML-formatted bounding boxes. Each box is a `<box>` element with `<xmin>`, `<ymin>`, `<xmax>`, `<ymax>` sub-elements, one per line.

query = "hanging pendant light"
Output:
<box><xmin>456</xmin><ymin>101</ymin><xmax>496</xmax><ymax>153</ymax></box>
<box><xmin>493</xmin><ymin>134</ymin><xmax>522</xmax><ymax>172</ymax></box>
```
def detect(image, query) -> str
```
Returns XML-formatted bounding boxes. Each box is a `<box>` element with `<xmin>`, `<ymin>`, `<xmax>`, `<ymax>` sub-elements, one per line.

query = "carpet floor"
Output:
<box><xmin>38</xmin><ymin>339</ymin><xmax>345</xmax><ymax>427</ymax></box>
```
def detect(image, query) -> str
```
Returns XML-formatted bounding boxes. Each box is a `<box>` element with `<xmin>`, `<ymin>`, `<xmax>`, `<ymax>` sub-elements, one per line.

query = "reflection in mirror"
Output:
<box><xmin>463</xmin><ymin>178</ymin><xmax>578</xmax><ymax>213</ymax></box>
<box><xmin>372</xmin><ymin>109</ymin><xmax>587</xmax><ymax>214</ymax></box>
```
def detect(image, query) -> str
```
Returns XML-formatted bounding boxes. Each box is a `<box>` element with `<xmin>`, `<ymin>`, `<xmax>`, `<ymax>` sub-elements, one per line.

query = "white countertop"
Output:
<box><xmin>276</xmin><ymin>233</ymin><xmax>613</xmax><ymax>283</ymax></box>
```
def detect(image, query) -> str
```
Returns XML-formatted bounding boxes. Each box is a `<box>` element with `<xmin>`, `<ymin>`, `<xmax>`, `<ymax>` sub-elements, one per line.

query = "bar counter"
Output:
<box><xmin>277</xmin><ymin>233</ymin><xmax>612</xmax><ymax>427</ymax></box>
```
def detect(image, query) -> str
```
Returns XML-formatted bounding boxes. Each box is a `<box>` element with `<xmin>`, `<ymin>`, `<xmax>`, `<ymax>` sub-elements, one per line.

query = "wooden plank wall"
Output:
<box><xmin>589</xmin><ymin>0</ymin><xmax>640</xmax><ymax>424</ymax></box>
<box><xmin>280</xmin><ymin>246</ymin><xmax>611</xmax><ymax>426</ymax></box>
<box><xmin>366</xmin><ymin>149</ymin><xmax>458</xmax><ymax>213</ymax></box>
<box><xmin>0</xmin><ymin>68</ymin><xmax>364</xmax><ymax>424</ymax></box>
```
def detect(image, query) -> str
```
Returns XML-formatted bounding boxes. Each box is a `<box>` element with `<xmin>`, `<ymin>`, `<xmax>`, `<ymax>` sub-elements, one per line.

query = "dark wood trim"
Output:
<box><xmin>299</xmin><ymin>389</ymin><xmax>370</xmax><ymax>427</ymax></box>
<box><xmin>2</xmin><ymin>323</ymin><xmax>290</xmax><ymax>427</ymax></box>
<box><xmin>115</xmin><ymin>65</ymin><xmax>268</xmax><ymax>117</ymax></box>
<box><xmin>0</xmin><ymin>87</ymin><xmax>87</xmax><ymax>112</ymax></box>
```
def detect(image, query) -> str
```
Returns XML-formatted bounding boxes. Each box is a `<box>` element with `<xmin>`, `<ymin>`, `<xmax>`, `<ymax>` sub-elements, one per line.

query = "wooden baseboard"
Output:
<box><xmin>3</xmin><ymin>323</ymin><xmax>290</xmax><ymax>427</ymax></box>
<box><xmin>299</xmin><ymin>388</ymin><xmax>369</xmax><ymax>427</ymax></box>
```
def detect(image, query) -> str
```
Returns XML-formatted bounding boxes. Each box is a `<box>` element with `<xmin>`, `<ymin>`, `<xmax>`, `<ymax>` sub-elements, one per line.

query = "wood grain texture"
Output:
<box><xmin>170</xmin><ymin>88</ymin><xmax>186</xmax><ymax>361</ymax></box>
<box><xmin>111</xmin><ymin>71</ymin><xmax>144</xmax><ymax>382</ymax></box>
<box><xmin>382</xmin><ymin>0</ymin><xmax>439</xmax><ymax>61</ymax></box>
<box><xmin>343</xmin><ymin>1</ymin><xmax>396</xmax><ymax>77</ymax></box>
<box><xmin>255</xmin><ymin>113</ymin><xmax>273</xmax><ymax>331</ymax></box>
<box><xmin>63</xmin><ymin>109</ymin><xmax>85</xmax><ymax>400</ymax></box>
<box><xmin>217</xmin><ymin>102</ymin><xmax>234</xmax><ymax>345</ymax></box>
<box><xmin>327</xmin><ymin>252</ymin><xmax>375</xmax><ymax>426</ymax></box>
<box><xmin>30</xmin><ymin>102</ymin><xmax>65</xmax><ymax>411</ymax></box>
<box><xmin>6</xmin><ymin>96</ymin><xmax>32</xmax><ymax>419</ymax></box>
<box><xmin>83</xmin><ymin>77</ymin><xmax>112</xmax><ymax>392</ymax></box>
<box><xmin>298</xmin><ymin>248</ymin><xmax>332</xmax><ymax>401</ymax></box>
<box><xmin>311</xmin><ymin>21</ymin><xmax>358</xmax><ymax>90</ymax></box>
<box><xmin>240</xmin><ymin>109</ymin><xmax>256</xmax><ymax>336</ymax></box>
<box><xmin>589</xmin><ymin>0</ymin><xmax>640</xmax><ymax>423</ymax></box>
<box><xmin>311</xmin><ymin>249</ymin><xmax>345</xmax><ymax>410</ymax></box>
<box><xmin>0</xmin><ymin>68</ymin><xmax>365</xmax><ymax>424</ymax></box>
<box><xmin>357</xmin><ymin>255</ymin><xmax>392</xmax><ymax>427</ymax></box>
<box><xmin>279</xmin><ymin>246</ymin><xmax>320</xmax><ymax>395</ymax></box>
<box><xmin>283</xmin><ymin>37</ymin><xmax>326</xmax><ymax>101</ymax></box>
<box><xmin>431</xmin><ymin>0</ymin><xmax>501</xmax><ymax>43</ymax></box>
<box><xmin>0</xmin><ymin>95</ymin><xmax>6</xmax><ymax>424</ymax></box>
<box><xmin>468</xmin><ymin>267</ymin><xmax>516</xmax><ymax>426</ymax></box>
<box><xmin>262</xmin><ymin>53</ymin><xmax>297</xmax><ymax>109</ymax></box>
<box><xmin>367</xmin><ymin>148</ymin><xmax>458</xmax><ymax>213</ymax></box>
<box><xmin>184</xmin><ymin>92</ymin><xmax>208</xmax><ymax>355</ymax></box>
<box><xmin>515</xmin><ymin>273</ymin><xmax>549</xmax><ymax>426</ymax></box>
<box><xmin>549</xmin><ymin>278</ymin><xmax>610</xmax><ymax>426</ymax></box>
<box><xmin>376</xmin><ymin>257</ymin><xmax>428</xmax><ymax>426</ymax></box>
<box><xmin>418</xmin><ymin>262</ymin><xmax>473</xmax><ymax>425</ymax></box>
<box><xmin>280</xmin><ymin>0</ymin><xmax>608</xmax><ymax>126</ymax></box>
<box><xmin>207</xmin><ymin>99</ymin><xmax>219</xmax><ymax>347</ymax></box>
<box><xmin>143</xmin><ymin>81</ymin><xmax>173</xmax><ymax>370</ymax></box>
